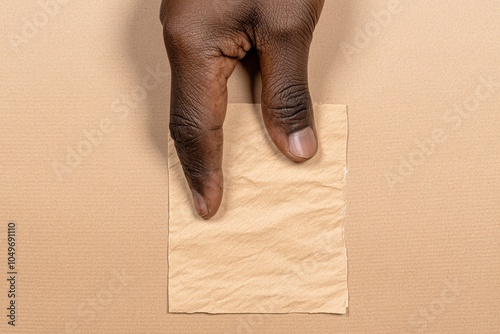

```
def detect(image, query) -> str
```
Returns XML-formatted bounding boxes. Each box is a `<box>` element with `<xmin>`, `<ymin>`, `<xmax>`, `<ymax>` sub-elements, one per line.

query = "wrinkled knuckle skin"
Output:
<box><xmin>170</xmin><ymin>118</ymin><xmax>208</xmax><ymax>185</ymax></box>
<box><xmin>169</xmin><ymin>113</ymin><xmax>205</xmax><ymax>156</ymax></box>
<box><xmin>266</xmin><ymin>82</ymin><xmax>312</xmax><ymax>131</ymax></box>
<box><xmin>264</xmin><ymin>1</ymin><xmax>320</xmax><ymax>40</ymax></box>
<box><xmin>169</xmin><ymin>112</ymin><xmax>224</xmax><ymax>190</ymax></box>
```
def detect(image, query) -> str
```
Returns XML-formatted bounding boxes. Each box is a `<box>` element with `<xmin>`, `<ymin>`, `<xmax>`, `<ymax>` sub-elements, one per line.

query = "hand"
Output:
<box><xmin>160</xmin><ymin>0</ymin><xmax>325</xmax><ymax>219</ymax></box>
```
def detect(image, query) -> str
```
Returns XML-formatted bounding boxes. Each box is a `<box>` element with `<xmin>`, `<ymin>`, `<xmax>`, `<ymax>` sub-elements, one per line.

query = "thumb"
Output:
<box><xmin>164</xmin><ymin>26</ymin><xmax>238</xmax><ymax>219</ymax></box>
<box><xmin>258</xmin><ymin>10</ymin><xmax>321</xmax><ymax>162</ymax></box>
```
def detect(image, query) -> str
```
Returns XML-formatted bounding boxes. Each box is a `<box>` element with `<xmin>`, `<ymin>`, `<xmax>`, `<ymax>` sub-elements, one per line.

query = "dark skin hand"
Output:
<box><xmin>160</xmin><ymin>0</ymin><xmax>325</xmax><ymax>219</ymax></box>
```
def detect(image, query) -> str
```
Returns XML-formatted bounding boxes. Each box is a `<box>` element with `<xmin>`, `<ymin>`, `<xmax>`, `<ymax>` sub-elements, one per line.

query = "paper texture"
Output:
<box><xmin>168</xmin><ymin>104</ymin><xmax>348</xmax><ymax>314</ymax></box>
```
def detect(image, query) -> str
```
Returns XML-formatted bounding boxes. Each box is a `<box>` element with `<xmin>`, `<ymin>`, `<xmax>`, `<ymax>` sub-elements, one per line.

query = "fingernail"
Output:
<box><xmin>288</xmin><ymin>127</ymin><xmax>317</xmax><ymax>159</ymax></box>
<box><xmin>191</xmin><ymin>190</ymin><xmax>208</xmax><ymax>218</ymax></box>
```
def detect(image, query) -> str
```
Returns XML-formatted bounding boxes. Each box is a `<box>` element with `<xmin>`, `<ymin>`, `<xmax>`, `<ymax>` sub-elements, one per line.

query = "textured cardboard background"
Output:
<box><xmin>1</xmin><ymin>0</ymin><xmax>499</xmax><ymax>333</ymax></box>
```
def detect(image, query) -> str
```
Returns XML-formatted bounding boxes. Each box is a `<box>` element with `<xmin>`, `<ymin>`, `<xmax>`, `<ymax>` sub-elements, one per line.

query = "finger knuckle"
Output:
<box><xmin>170</xmin><ymin>119</ymin><xmax>221</xmax><ymax>187</ymax></box>
<box><xmin>162</xmin><ymin>14</ymin><xmax>182</xmax><ymax>39</ymax></box>
<box><xmin>270</xmin><ymin>102</ymin><xmax>311</xmax><ymax>125</ymax></box>
<box><xmin>163</xmin><ymin>19</ymin><xmax>204</xmax><ymax>53</ymax></box>
<box><xmin>169</xmin><ymin>114</ymin><xmax>205</xmax><ymax>155</ymax></box>
<box><xmin>170</xmin><ymin>122</ymin><xmax>209</xmax><ymax>183</ymax></box>
<box><xmin>266</xmin><ymin>5</ymin><xmax>318</xmax><ymax>38</ymax></box>
<box><xmin>266</xmin><ymin>83</ymin><xmax>312</xmax><ymax>125</ymax></box>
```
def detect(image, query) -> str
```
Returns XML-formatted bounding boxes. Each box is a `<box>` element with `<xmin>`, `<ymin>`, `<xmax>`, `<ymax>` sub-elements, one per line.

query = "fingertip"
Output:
<box><xmin>189</xmin><ymin>170</ymin><xmax>223</xmax><ymax>220</ymax></box>
<box><xmin>287</xmin><ymin>126</ymin><xmax>318</xmax><ymax>161</ymax></box>
<box><xmin>191</xmin><ymin>189</ymin><xmax>222</xmax><ymax>220</ymax></box>
<box><xmin>191</xmin><ymin>189</ymin><xmax>209</xmax><ymax>218</ymax></box>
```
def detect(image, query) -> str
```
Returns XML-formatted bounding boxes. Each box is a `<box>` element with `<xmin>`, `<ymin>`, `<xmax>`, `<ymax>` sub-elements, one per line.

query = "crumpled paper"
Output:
<box><xmin>168</xmin><ymin>104</ymin><xmax>348</xmax><ymax>314</ymax></box>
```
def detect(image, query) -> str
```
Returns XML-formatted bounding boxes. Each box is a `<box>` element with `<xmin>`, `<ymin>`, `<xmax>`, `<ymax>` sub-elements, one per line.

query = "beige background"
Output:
<box><xmin>1</xmin><ymin>0</ymin><xmax>499</xmax><ymax>333</ymax></box>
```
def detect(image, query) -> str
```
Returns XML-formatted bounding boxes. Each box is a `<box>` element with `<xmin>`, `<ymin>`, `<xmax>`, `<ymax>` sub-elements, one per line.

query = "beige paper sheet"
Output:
<box><xmin>168</xmin><ymin>104</ymin><xmax>348</xmax><ymax>314</ymax></box>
